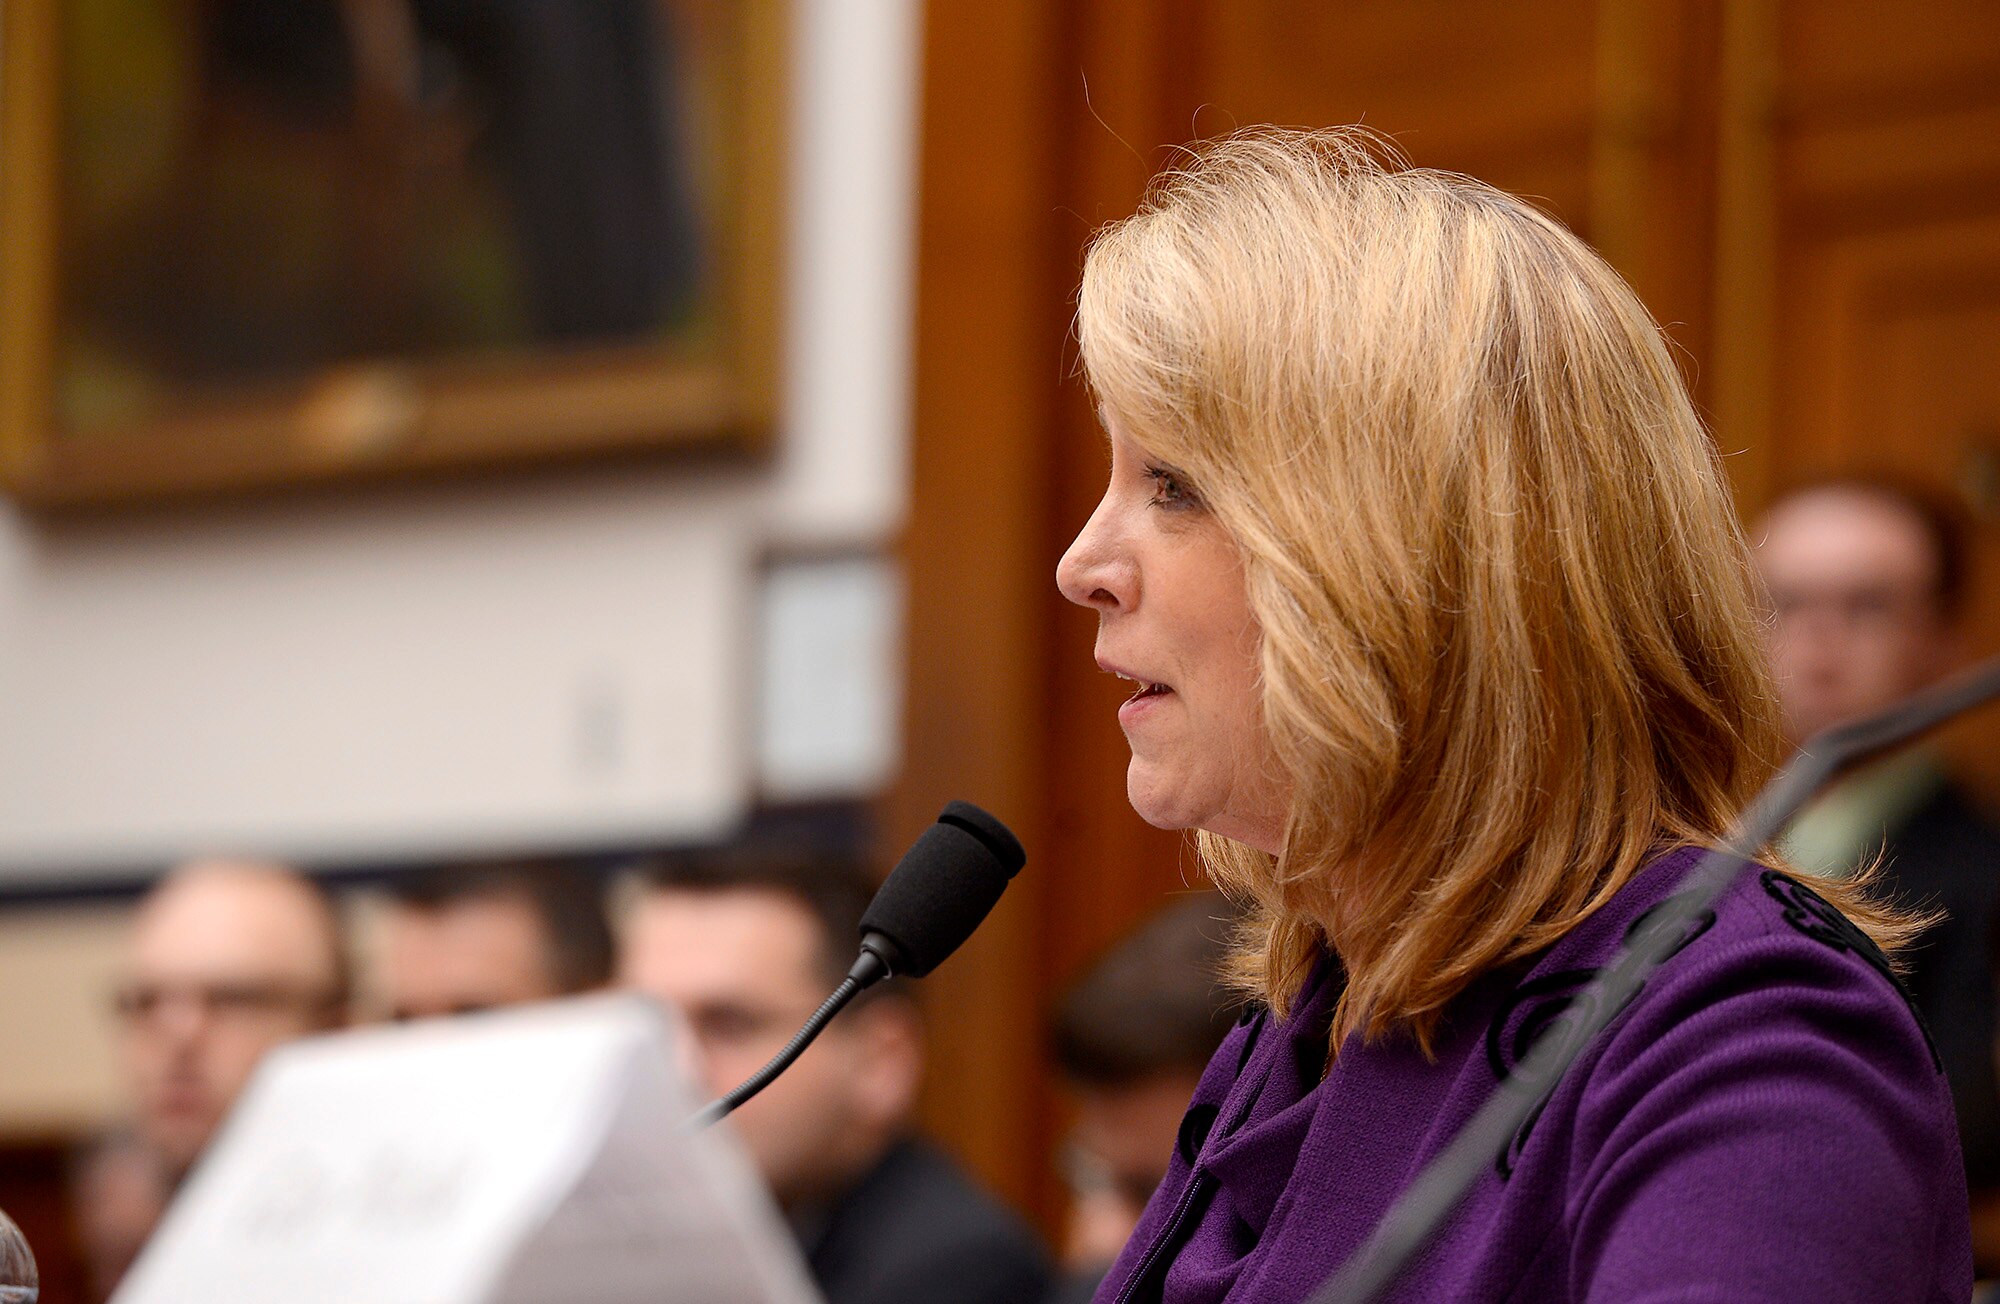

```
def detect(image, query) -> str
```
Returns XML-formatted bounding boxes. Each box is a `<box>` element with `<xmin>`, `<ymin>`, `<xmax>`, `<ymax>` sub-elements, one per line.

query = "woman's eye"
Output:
<box><xmin>1144</xmin><ymin>464</ymin><xmax>1199</xmax><ymax>510</ymax></box>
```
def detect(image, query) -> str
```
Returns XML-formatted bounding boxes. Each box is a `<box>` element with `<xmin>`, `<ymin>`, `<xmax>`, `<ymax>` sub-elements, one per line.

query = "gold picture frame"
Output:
<box><xmin>0</xmin><ymin>0</ymin><xmax>785</xmax><ymax>506</ymax></box>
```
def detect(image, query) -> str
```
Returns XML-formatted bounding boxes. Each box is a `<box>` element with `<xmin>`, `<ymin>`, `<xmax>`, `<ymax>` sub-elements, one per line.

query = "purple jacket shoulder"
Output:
<box><xmin>1095</xmin><ymin>851</ymin><xmax>1973</xmax><ymax>1304</ymax></box>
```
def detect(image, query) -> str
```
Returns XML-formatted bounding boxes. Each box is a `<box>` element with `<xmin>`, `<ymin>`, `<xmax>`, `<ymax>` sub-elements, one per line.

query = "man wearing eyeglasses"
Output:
<box><xmin>113</xmin><ymin>859</ymin><xmax>349</xmax><ymax>1186</ymax></box>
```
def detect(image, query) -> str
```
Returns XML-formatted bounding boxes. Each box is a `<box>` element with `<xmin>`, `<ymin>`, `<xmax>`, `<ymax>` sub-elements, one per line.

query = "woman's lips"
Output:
<box><xmin>1100</xmin><ymin>663</ymin><xmax>1173</xmax><ymax>726</ymax></box>
<box><xmin>1117</xmin><ymin>681</ymin><xmax>1174</xmax><ymax>725</ymax></box>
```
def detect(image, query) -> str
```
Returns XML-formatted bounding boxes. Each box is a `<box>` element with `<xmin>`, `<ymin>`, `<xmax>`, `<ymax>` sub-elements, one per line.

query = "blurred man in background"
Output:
<box><xmin>620</xmin><ymin>848</ymin><xmax>1051</xmax><ymax>1304</ymax></box>
<box><xmin>1755</xmin><ymin>477</ymin><xmax>2000</xmax><ymax>1267</ymax></box>
<box><xmin>378</xmin><ymin>861</ymin><xmax>614</xmax><ymax>1021</ymax></box>
<box><xmin>114</xmin><ymin>859</ymin><xmax>349</xmax><ymax>1187</ymax></box>
<box><xmin>1046</xmin><ymin>896</ymin><xmax>1242</xmax><ymax>1304</ymax></box>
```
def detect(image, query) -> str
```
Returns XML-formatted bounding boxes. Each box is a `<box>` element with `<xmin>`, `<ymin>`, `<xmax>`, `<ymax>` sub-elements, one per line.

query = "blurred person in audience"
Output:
<box><xmin>621</xmin><ymin>847</ymin><xmax>1051</xmax><ymax>1304</ymax></box>
<box><xmin>378</xmin><ymin>861</ymin><xmax>614</xmax><ymax>1021</ymax></box>
<box><xmin>68</xmin><ymin>1128</ymin><xmax>170</xmax><ymax>1304</ymax></box>
<box><xmin>101</xmin><ymin>856</ymin><xmax>347</xmax><ymax>1293</ymax></box>
<box><xmin>115</xmin><ymin>859</ymin><xmax>348</xmax><ymax>1187</ymax></box>
<box><xmin>1046</xmin><ymin>896</ymin><xmax>1242</xmax><ymax>1304</ymax></box>
<box><xmin>1756</xmin><ymin>477</ymin><xmax>2000</xmax><ymax>1266</ymax></box>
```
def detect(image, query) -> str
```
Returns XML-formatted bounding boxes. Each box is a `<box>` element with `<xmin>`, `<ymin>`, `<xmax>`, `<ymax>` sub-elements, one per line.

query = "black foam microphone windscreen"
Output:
<box><xmin>857</xmin><ymin>800</ymin><xmax>1026</xmax><ymax>978</ymax></box>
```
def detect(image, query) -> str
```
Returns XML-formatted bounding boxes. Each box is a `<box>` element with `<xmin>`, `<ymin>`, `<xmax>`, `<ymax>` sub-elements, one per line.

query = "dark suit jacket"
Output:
<box><xmin>1877</xmin><ymin>780</ymin><xmax>2000</xmax><ymax>1189</ymax></box>
<box><xmin>803</xmin><ymin>1138</ymin><xmax>1052</xmax><ymax>1304</ymax></box>
<box><xmin>1043</xmin><ymin>1268</ymin><xmax>1107</xmax><ymax>1304</ymax></box>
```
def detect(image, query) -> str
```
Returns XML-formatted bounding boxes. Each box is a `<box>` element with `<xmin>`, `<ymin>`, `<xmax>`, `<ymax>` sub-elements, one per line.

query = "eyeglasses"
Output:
<box><xmin>113</xmin><ymin>979</ymin><xmax>343</xmax><ymax>1028</ymax></box>
<box><xmin>1767</xmin><ymin>584</ymin><xmax>1943</xmax><ymax>634</ymax></box>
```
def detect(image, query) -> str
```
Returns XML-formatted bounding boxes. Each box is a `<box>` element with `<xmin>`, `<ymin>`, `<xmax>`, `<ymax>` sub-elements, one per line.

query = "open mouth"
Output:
<box><xmin>1116</xmin><ymin>673</ymin><xmax>1172</xmax><ymax>703</ymax></box>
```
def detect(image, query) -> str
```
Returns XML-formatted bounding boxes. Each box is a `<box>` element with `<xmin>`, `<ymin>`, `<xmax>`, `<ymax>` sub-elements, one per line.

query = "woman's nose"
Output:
<box><xmin>1057</xmin><ymin>502</ymin><xmax>1131</xmax><ymax>612</ymax></box>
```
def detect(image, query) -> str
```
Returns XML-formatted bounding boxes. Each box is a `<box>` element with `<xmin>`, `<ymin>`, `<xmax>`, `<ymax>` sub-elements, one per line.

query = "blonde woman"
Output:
<box><xmin>1056</xmin><ymin>128</ymin><xmax>1969</xmax><ymax>1302</ymax></box>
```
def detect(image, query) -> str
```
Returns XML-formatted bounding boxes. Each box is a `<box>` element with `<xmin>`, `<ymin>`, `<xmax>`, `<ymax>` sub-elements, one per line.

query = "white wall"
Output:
<box><xmin>0</xmin><ymin>0</ymin><xmax>923</xmax><ymax>884</ymax></box>
<box><xmin>0</xmin><ymin>903</ymin><xmax>132</xmax><ymax>1128</ymax></box>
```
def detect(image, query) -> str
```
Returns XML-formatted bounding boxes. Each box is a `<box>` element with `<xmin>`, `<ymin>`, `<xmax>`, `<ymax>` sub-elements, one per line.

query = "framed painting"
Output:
<box><xmin>0</xmin><ymin>0</ymin><xmax>785</xmax><ymax>505</ymax></box>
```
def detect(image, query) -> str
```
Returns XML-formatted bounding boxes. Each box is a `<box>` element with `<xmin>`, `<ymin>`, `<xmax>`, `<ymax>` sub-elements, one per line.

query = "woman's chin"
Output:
<box><xmin>1125</xmin><ymin>764</ymin><xmax>1203</xmax><ymax>833</ymax></box>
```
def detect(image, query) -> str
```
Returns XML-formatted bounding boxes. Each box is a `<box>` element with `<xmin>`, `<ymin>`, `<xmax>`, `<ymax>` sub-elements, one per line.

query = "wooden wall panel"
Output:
<box><xmin>1043</xmin><ymin>0</ymin><xmax>1214</xmax><ymax>989</ymax></box>
<box><xmin>1783</xmin><ymin>0</ymin><xmax>2000</xmax><ymax>102</ymax></box>
<box><xmin>1771</xmin><ymin>0</ymin><xmax>2000</xmax><ymax>789</ymax></box>
<box><xmin>893</xmin><ymin>0</ymin><xmax>1075</xmax><ymax>1222</ymax></box>
<box><xmin>1197</xmin><ymin>0</ymin><xmax>1600</xmax><ymax>226</ymax></box>
<box><xmin>1191</xmin><ymin>1</ymin><xmax>1725</xmax><ymax>416</ymax></box>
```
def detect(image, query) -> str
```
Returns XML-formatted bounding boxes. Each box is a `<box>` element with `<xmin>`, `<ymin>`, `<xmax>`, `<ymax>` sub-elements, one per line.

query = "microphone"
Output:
<box><xmin>856</xmin><ymin>800</ymin><xmax>1027</xmax><ymax>978</ymax></box>
<box><xmin>687</xmin><ymin>800</ymin><xmax>1026</xmax><ymax>1129</ymax></box>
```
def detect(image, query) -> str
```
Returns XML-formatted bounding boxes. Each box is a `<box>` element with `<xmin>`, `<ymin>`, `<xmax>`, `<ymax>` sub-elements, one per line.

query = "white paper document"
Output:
<box><xmin>113</xmin><ymin>995</ymin><xmax>822</xmax><ymax>1304</ymax></box>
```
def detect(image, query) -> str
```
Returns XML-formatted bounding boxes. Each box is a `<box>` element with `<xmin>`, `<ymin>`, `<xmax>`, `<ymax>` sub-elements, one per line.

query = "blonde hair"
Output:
<box><xmin>1077</xmin><ymin>127</ymin><xmax>1910</xmax><ymax>1052</ymax></box>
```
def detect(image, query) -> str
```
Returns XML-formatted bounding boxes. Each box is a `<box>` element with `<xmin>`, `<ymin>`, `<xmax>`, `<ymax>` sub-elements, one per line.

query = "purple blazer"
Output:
<box><xmin>1094</xmin><ymin>847</ymin><xmax>1973</xmax><ymax>1303</ymax></box>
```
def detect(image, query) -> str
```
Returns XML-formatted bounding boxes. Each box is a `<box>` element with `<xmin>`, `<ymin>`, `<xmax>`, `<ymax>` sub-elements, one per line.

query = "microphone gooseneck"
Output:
<box><xmin>687</xmin><ymin>801</ymin><xmax>1025</xmax><ymax>1129</ymax></box>
<box><xmin>686</xmin><ymin>949</ymin><xmax>889</xmax><ymax>1131</ymax></box>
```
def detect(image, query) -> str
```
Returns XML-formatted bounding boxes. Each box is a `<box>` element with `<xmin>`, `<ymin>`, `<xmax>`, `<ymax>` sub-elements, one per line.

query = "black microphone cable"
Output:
<box><xmin>1310</xmin><ymin>653</ymin><xmax>2000</xmax><ymax>1304</ymax></box>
